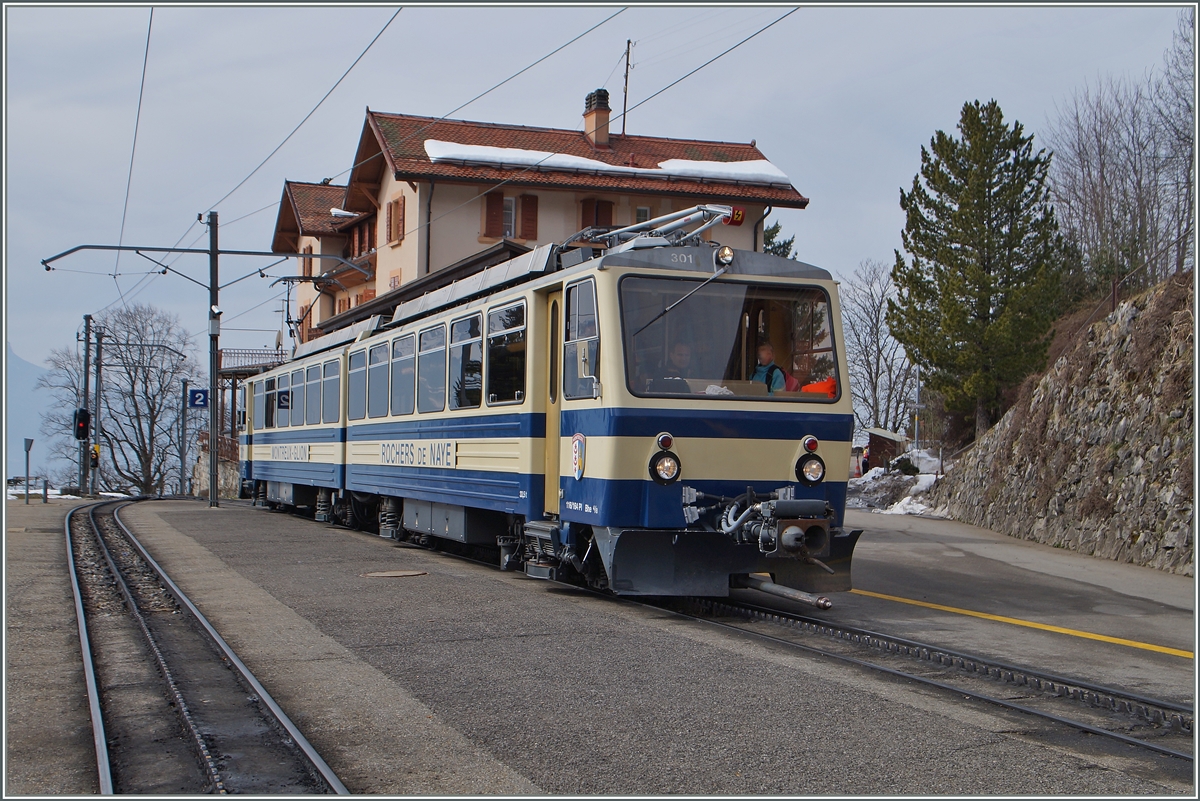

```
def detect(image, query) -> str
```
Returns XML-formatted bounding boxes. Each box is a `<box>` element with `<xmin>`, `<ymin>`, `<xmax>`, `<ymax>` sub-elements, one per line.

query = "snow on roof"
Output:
<box><xmin>423</xmin><ymin>140</ymin><xmax>791</xmax><ymax>186</ymax></box>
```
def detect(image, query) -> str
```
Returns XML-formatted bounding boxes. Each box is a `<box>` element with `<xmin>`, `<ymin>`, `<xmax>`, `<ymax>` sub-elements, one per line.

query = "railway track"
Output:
<box><xmin>650</xmin><ymin>595</ymin><xmax>1193</xmax><ymax>763</ymax></box>
<box><xmin>66</xmin><ymin>500</ymin><xmax>348</xmax><ymax>794</ymax></box>
<box><xmin>274</xmin><ymin>508</ymin><xmax>1194</xmax><ymax>767</ymax></box>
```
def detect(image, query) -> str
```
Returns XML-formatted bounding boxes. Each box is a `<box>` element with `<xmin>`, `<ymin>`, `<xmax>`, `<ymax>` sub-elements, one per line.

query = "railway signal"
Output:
<box><xmin>73</xmin><ymin>408</ymin><xmax>91</xmax><ymax>440</ymax></box>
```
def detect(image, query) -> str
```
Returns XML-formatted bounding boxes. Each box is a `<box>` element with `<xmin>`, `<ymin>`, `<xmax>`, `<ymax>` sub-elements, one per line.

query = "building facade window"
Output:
<box><xmin>387</xmin><ymin>196</ymin><xmax>405</xmax><ymax>243</ymax></box>
<box><xmin>636</xmin><ymin>206</ymin><xmax>651</xmax><ymax>224</ymax></box>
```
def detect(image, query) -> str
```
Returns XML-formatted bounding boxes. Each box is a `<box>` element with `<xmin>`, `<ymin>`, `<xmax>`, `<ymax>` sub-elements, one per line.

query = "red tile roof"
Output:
<box><xmin>366</xmin><ymin>111</ymin><xmax>808</xmax><ymax>208</ymax></box>
<box><xmin>286</xmin><ymin>181</ymin><xmax>353</xmax><ymax>236</ymax></box>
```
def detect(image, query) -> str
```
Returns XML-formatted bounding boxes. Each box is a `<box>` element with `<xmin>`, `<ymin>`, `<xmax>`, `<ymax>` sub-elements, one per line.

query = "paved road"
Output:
<box><xmin>112</xmin><ymin>500</ymin><xmax>1190</xmax><ymax>795</ymax></box>
<box><xmin>800</xmin><ymin>510</ymin><xmax>1195</xmax><ymax>706</ymax></box>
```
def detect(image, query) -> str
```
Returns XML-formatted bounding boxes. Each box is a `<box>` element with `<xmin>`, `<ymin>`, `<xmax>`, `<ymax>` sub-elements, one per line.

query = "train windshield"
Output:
<box><xmin>619</xmin><ymin>275</ymin><xmax>840</xmax><ymax>401</ymax></box>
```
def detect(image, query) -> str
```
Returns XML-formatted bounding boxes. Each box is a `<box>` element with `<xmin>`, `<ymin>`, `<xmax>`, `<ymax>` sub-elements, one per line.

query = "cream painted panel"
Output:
<box><xmin>566</xmin><ymin>436</ymin><xmax>852</xmax><ymax>483</ymax></box>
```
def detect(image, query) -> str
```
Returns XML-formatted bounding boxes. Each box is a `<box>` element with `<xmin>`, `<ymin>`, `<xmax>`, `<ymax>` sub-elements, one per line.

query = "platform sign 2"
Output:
<box><xmin>277</xmin><ymin>390</ymin><xmax>291</xmax><ymax>409</ymax></box>
<box><xmin>188</xmin><ymin>388</ymin><xmax>210</xmax><ymax>409</ymax></box>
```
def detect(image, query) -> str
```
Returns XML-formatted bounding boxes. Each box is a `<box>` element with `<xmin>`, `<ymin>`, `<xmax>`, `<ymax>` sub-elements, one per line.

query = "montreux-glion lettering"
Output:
<box><xmin>270</xmin><ymin>444</ymin><xmax>310</xmax><ymax>461</ymax></box>
<box><xmin>381</xmin><ymin>440</ymin><xmax>457</xmax><ymax>469</ymax></box>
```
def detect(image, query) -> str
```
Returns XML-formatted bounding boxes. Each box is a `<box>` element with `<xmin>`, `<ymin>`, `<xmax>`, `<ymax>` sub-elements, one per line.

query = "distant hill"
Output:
<box><xmin>4</xmin><ymin>344</ymin><xmax>59</xmax><ymax>481</ymax></box>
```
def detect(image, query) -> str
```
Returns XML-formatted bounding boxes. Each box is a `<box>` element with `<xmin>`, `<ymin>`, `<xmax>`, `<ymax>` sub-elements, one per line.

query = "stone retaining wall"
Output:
<box><xmin>929</xmin><ymin>274</ymin><xmax>1193</xmax><ymax>575</ymax></box>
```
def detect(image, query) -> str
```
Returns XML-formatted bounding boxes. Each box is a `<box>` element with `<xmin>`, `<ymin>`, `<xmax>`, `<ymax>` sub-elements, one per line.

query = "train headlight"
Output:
<box><xmin>716</xmin><ymin>245</ymin><xmax>735</xmax><ymax>266</ymax></box>
<box><xmin>650</xmin><ymin>451</ymin><xmax>681</xmax><ymax>484</ymax></box>
<box><xmin>796</xmin><ymin>454</ymin><xmax>826</xmax><ymax>485</ymax></box>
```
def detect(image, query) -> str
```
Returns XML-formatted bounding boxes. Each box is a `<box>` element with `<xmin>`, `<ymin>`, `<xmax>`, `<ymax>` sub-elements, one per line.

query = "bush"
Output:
<box><xmin>892</xmin><ymin>455</ymin><xmax>919</xmax><ymax>476</ymax></box>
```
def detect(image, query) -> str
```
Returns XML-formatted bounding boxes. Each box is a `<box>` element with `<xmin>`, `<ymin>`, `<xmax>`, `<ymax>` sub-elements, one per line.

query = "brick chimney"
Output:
<box><xmin>583</xmin><ymin>89</ymin><xmax>611</xmax><ymax>148</ymax></box>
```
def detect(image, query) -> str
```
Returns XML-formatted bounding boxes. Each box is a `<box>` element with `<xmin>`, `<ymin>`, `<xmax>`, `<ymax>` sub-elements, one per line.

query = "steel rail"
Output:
<box><xmin>722</xmin><ymin>598</ymin><xmax>1193</xmax><ymax>720</ymax></box>
<box><xmin>660</xmin><ymin>598</ymin><xmax>1192</xmax><ymax>762</ymax></box>
<box><xmin>64</xmin><ymin>503</ymin><xmax>114</xmax><ymax>795</ymax></box>
<box><xmin>112</xmin><ymin>504</ymin><xmax>350</xmax><ymax>794</ymax></box>
<box><xmin>88</xmin><ymin>503</ymin><xmax>228</xmax><ymax>793</ymax></box>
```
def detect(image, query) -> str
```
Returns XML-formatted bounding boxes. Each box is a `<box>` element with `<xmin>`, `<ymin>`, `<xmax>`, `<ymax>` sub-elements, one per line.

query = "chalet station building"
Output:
<box><xmin>269</xmin><ymin>90</ymin><xmax>809</xmax><ymax>342</ymax></box>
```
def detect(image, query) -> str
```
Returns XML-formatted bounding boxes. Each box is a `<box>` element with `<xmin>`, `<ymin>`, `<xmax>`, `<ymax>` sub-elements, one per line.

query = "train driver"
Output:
<box><xmin>648</xmin><ymin>340</ymin><xmax>693</xmax><ymax>393</ymax></box>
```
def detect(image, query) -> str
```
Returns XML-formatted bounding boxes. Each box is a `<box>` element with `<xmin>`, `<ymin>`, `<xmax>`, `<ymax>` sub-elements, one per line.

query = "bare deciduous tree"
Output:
<box><xmin>842</xmin><ymin>259</ymin><xmax>916</xmax><ymax>435</ymax></box>
<box><xmin>37</xmin><ymin>304</ymin><xmax>202</xmax><ymax>494</ymax></box>
<box><xmin>1046</xmin><ymin>8</ymin><xmax>1194</xmax><ymax>296</ymax></box>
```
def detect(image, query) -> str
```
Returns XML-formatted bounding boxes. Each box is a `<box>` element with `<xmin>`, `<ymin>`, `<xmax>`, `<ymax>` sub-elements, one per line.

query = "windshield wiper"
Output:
<box><xmin>631</xmin><ymin>267</ymin><xmax>727</xmax><ymax>338</ymax></box>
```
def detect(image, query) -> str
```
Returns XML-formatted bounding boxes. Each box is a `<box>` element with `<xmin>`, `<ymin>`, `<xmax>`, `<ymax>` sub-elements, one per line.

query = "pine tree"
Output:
<box><xmin>888</xmin><ymin>100</ymin><xmax>1063</xmax><ymax>440</ymax></box>
<box><xmin>762</xmin><ymin>221</ymin><xmax>796</xmax><ymax>259</ymax></box>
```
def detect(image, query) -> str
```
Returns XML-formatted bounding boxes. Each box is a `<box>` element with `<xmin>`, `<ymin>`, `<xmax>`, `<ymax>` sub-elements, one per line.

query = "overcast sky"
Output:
<box><xmin>4</xmin><ymin>3</ymin><xmax>1185</xmax><ymax>372</ymax></box>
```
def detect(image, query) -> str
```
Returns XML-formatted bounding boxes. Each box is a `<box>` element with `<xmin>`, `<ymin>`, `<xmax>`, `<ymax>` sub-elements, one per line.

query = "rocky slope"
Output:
<box><xmin>929</xmin><ymin>273</ymin><xmax>1194</xmax><ymax>575</ymax></box>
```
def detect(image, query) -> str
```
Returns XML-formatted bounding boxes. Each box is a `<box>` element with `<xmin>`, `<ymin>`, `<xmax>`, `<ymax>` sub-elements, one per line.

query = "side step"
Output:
<box><xmin>523</xmin><ymin>521</ymin><xmax>560</xmax><ymax>580</ymax></box>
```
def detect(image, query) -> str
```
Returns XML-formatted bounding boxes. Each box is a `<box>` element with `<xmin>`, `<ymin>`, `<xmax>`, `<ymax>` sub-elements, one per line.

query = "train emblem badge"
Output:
<box><xmin>571</xmin><ymin>433</ymin><xmax>586</xmax><ymax>480</ymax></box>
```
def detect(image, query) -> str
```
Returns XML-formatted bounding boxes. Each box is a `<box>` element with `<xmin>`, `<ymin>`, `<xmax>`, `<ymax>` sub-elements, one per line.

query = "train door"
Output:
<box><xmin>543</xmin><ymin>291</ymin><xmax>562</xmax><ymax>515</ymax></box>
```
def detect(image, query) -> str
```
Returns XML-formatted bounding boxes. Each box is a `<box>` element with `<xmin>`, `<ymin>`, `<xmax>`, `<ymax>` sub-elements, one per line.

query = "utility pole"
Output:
<box><xmin>80</xmin><ymin>314</ymin><xmax>92</xmax><ymax>493</ymax></box>
<box><xmin>207</xmin><ymin>212</ymin><xmax>221</xmax><ymax>508</ymax></box>
<box><xmin>621</xmin><ymin>39</ymin><xmax>632</xmax><ymax>137</ymax></box>
<box><xmin>91</xmin><ymin>330</ymin><xmax>103</xmax><ymax>495</ymax></box>
<box><xmin>180</xmin><ymin>379</ymin><xmax>189</xmax><ymax>496</ymax></box>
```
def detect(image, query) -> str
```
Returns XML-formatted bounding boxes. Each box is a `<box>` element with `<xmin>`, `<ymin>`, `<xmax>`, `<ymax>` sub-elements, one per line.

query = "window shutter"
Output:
<box><xmin>520</xmin><ymin>194</ymin><xmax>538</xmax><ymax>240</ymax></box>
<box><xmin>396</xmin><ymin>196</ymin><xmax>405</xmax><ymax>241</ymax></box>
<box><xmin>386</xmin><ymin>202</ymin><xmax>393</xmax><ymax>243</ymax></box>
<box><xmin>484</xmin><ymin>192</ymin><xmax>505</xmax><ymax>237</ymax></box>
<box><xmin>581</xmin><ymin>198</ymin><xmax>596</xmax><ymax>227</ymax></box>
<box><xmin>597</xmin><ymin>200</ymin><xmax>613</xmax><ymax>228</ymax></box>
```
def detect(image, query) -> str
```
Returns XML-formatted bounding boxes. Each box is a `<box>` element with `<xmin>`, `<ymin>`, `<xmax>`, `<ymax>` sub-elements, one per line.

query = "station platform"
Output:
<box><xmin>5</xmin><ymin>497</ymin><xmax>1193</xmax><ymax>794</ymax></box>
<box><xmin>5</xmin><ymin>498</ymin><xmax>97</xmax><ymax>795</ymax></box>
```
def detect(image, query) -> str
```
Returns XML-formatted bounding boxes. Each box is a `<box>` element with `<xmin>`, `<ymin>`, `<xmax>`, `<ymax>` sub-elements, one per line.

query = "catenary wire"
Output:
<box><xmin>110</xmin><ymin>8</ymin><xmax>155</xmax><ymax>307</ymax></box>
<box><xmin>196</xmin><ymin>8</ymin><xmax>626</xmax><ymax>265</ymax></box>
<box><xmin>395</xmin><ymin>8</ymin><xmax>800</xmax><ymax>242</ymax></box>
<box><xmin>205</xmin><ymin>7</ymin><xmax>403</xmax><ymax>213</ymax></box>
<box><xmin>322</xmin><ymin>7</ymin><xmax>626</xmax><ymax>186</ymax></box>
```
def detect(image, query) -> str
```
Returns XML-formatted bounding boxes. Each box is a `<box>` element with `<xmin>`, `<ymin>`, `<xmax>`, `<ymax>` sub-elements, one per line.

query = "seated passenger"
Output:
<box><xmin>751</xmin><ymin>343</ymin><xmax>787</xmax><ymax>394</ymax></box>
<box><xmin>648</xmin><ymin>341</ymin><xmax>693</xmax><ymax>393</ymax></box>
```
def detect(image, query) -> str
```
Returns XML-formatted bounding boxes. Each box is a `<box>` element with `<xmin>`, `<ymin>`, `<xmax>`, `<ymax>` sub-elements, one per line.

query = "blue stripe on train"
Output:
<box><xmin>561</xmin><ymin>407</ymin><xmax>854</xmax><ymax>441</ymax></box>
<box><xmin>561</xmin><ymin>476</ymin><xmax>849</xmax><ymax>530</ymax></box>
<box><xmin>346</xmin><ymin>411</ymin><xmax>545</xmax><ymax>441</ymax></box>
<box><xmin>252</xmin><ymin>427</ymin><xmax>346</xmax><ymax>444</ymax></box>
<box><xmin>346</xmin><ymin>463</ymin><xmax>542</xmax><ymax>517</ymax></box>
<box><xmin>254</xmin><ymin>459</ymin><xmax>344</xmax><ymax>488</ymax></box>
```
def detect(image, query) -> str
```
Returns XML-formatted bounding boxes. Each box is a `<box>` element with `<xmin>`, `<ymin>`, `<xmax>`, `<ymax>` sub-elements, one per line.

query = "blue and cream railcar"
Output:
<box><xmin>243</xmin><ymin>205</ymin><xmax>862</xmax><ymax>603</ymax></box>
<box><xmin>243</xmin><ymin>321</ymin><xmax>385</xmax><ymax>515</ymax></box>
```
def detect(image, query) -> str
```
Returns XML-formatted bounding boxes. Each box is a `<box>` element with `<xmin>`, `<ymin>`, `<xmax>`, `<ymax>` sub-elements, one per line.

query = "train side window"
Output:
<box><xmin>252</xmin><ymin>381</ymin><xmax>264</xmax><ymax>430</ymax></box>
<box><xmin>264</xmin><ymin>377</ymin><xmax>276</xmax><ymax>429</ymax></box>
<box><xmin>237</xmin><ymin>384</ymin><xmax>246</xmax><ymax>432</ymax></box>
<box><xmin>390</xmin><ymin>335</ymin><xmax>415</xmax><ymax>415</ymax></box>
<box><xmin>487</xmin><ymin>301</ymin><xmax>526</xmax><ymax>405</ymax></box>
<box><xmin>564</xmin><ymin>279</ymin><xmax>600</xmax><ymax>400</ymax></box>
<box><xmin>277</xmin><ymin>374</ymin><xmax>291</xmax><ymax>427</ymax></box>
<box><xmin>417</xmin><ymin>325</ymin><xmax>446</xmax><ymax>413</ymax></box>
<box><xmin>290</xmin><ymin>369</ymin><xmax>305</xmax><ymax>426</ymax></box>
<box><xmin>368</xmin><ymin>344</ymin><xmax>390</xmax><ymax>418</ymax></box>
<box><xmin>306</xmin><ymin>365</ymin><xmax>321</xmax><ymax>425</ymax></box>
<box><xmin>449</xmin><ymin>314</ymin><xmax>482</xmax><ymax>410</ymax></box>
<box><xmin>322</xmin><ymin>360</ymin><xmax>340</xmax><ymax>424</ymax></box>
<box><xmin>348</xmin><ymin>350</ymin><xmax>367</xmax><ymax>421</ymax></box>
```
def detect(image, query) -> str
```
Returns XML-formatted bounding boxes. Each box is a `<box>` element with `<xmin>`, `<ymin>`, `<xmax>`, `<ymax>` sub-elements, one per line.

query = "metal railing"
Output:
<box><xmin>219</xmin><ymin>348</ymin><xmax>285</xmax><ymax>371</ymax></box>
<box><xmin>197</xmin><ymin>431</ymin><xmax>239</xmax><ymax>463</ymax></box>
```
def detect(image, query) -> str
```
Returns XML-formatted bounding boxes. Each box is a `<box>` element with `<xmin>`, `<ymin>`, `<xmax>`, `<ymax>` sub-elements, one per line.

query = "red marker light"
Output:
<box><xmin>802</xmin><ymin>435</ymin><xmax>819</xmax><ymax>452</ymax></box>
<box><xmin>657</xmin><ymin>432</ymin><xmax>673</xmax><ymax>450</ymax></box>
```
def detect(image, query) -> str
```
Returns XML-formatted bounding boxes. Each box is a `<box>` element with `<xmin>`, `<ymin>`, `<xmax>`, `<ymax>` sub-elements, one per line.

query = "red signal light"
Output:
<box><xmin>802</xmin><ymin>435</ymin><xmax>819</xmax><ymax>452</ymax></box>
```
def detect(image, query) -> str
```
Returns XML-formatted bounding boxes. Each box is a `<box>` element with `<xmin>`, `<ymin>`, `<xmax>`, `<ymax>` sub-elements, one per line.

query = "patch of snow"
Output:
<box><xmin>910</xmin><ymin>473</ymin><xmax>938</xmax><ymax>494</ymax></box>
<box><xmin>424</xmin><ymin>140</ymin><xmax>790</xmax><ymax>186</ymax></box>
<box><xmin>848</xmin><ymin>467</ymin><xmax>888</xmax><ymax>487</ymax></box>
<box><xmin>655</xmin><ymin>158</ymin><xmax>790</xmax><ymax>185</ymax></box>
<box><xmin>876</xmin><ymin>496</ymin><xmax>932</xmax><ymax>515</ymax></box>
